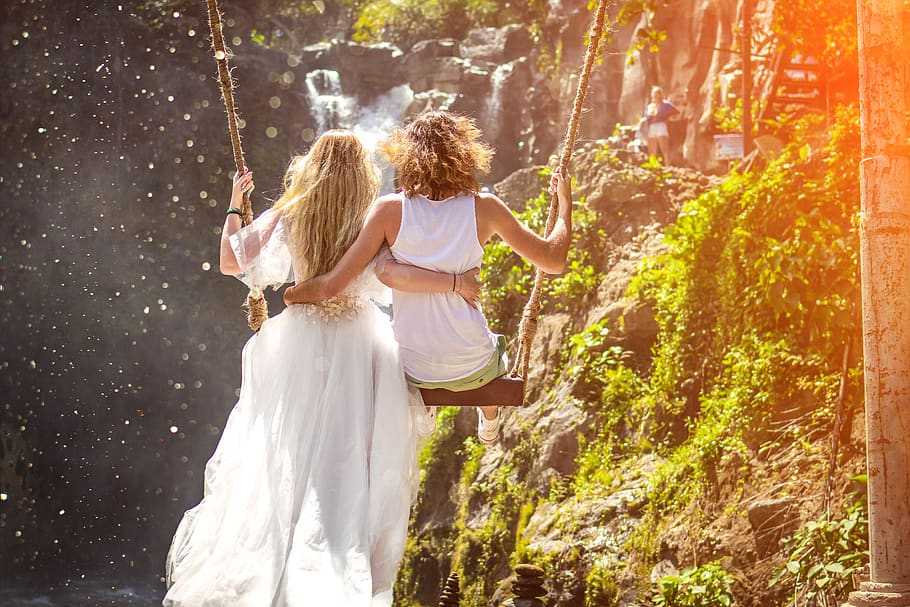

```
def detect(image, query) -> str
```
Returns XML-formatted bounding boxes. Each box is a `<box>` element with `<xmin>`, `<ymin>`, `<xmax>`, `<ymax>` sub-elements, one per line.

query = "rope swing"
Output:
<box><xmin>511</xmin><ymin>0</ymin><xmax>610</xmax><ymax>383</ymax></box>
<box><xmin>205</xmin><ymin>0</ymin><xmax>268</xmax><ymax>332</ymax></box>
<box><xmin>421</xmin><ymin>0</ymin><xmax>610</xmax><ymax>407</ymax></box>
<box><xmin>203</xmin><ymin>0</ymin><xmax>611</xmax><ymax>406</ymax></box>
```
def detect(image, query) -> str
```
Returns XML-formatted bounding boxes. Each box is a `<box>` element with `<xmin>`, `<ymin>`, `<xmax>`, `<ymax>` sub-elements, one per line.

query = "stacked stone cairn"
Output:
<box><xmin>438</xmin><ymin>572</ymin><xmax>461</xmax><ymax>607</ymax></box>
<box><xmin>506</xmin><ymin>564</ymin><xmax>547</xmax><ymax>606</ymax></box>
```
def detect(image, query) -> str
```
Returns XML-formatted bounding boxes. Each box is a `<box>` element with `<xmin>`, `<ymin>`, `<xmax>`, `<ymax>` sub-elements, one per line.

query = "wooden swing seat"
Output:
<box><xmin>419</xmin><ymin>377</ymin><xmax>525</xmax><ymax>407</ymax></box>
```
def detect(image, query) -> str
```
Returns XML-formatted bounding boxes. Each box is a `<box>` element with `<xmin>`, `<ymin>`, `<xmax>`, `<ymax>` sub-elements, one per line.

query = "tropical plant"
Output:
<box><xmin>653</xmin><ymin>561</ymin><xmax>736</xmax><ymax>607</ymax></box>
<box><xmin>770</xmin><ymin>495</ymin><xmax>868</xmax><ymax>607</ymax></box>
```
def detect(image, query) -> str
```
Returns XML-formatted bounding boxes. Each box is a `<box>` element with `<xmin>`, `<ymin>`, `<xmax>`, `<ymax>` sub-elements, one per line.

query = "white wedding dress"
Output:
<box><xmin>163</xmin><ymin>210</ymin><xmax>431</xmax><ymax>607</ymax></box>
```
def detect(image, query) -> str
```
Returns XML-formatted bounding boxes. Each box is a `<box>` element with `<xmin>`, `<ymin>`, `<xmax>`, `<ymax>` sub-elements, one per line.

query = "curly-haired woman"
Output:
<box><xmin>283</xmin><ymin>111</ymin><xmax>573</xmax><ymax>444</ymax></box>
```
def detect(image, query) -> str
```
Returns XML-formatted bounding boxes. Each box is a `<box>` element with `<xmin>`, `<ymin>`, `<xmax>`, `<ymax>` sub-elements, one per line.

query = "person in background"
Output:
<box><xmin>644</xmin><ymin>85</ymin><xmax>679</xmax><ymax>163</ymax></box>
<box><xmin>667</xmin><ymin>90</ymin><xmax>687</xmax><ymax>165</ymax></box>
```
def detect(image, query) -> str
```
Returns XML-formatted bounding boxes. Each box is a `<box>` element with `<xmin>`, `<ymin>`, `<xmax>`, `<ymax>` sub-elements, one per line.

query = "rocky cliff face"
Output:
<box><xmin>251</xmin><ymin>0</ymin><xmax>778</xmax><ymax>182</ymax></box>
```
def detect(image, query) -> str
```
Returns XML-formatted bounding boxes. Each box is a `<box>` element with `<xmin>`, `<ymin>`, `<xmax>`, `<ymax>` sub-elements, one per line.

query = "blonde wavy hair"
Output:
<box><xmin>272</xmin><ymin>130</ymin><xmax>380</xmax><ymax>280</ymax></box>
<box><xmin>381</xmin><ymin>111</ymin><xmax>493</xmax><ymax>199</ymax></box>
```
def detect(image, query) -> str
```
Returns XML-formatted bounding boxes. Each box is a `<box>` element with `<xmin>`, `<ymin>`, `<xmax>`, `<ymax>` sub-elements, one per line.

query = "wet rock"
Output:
<box><xmin>408</xmin><ymin>38</ymin><xmax>461</xmax><ymax>64</ymax></box>
<box><xmin>650</xmin><ymin>559</ymin><xmax>679</xmax><ymax>584</ymax></box>
<box><xmin>298</xmin><ymin>41</ymin><xmax>333</xmax><ymax>69</ymax></box>
<box><xmin>406</xmin><ymin>56</ymin><xmax>478</xmax><ymax>94</ymax></box>
<box><xmin>333</xmin><ymin>40</ymin><xmax>404</xmax><ymax>98</ymax></box>
<box><xmin>461</xmin><ymin>24</ymin><xmax>533</xmax><ymax>63</ymax></box>
<box><xmin>747</xmin><ymin>497</ymin><xmax>799</xmax><ymax>557</ymax></box>
<box><xmin>407</xmin><ymin>89</ymin><xmax>458</xmax><ymax>115</ymax></box>
<box><xmin>481</xmin><ymin>57</ymin><xmax>534</xmax><ymax>180</ymax></box>
<box><xmin>531</xmin><ymin>399</ymin><xmax>587</xmax><ymax>483</ymax></box>
<box><xmin>494</xmin><ymin>165</ymin><xmax>549</xmax><ymax>211</ymax></box>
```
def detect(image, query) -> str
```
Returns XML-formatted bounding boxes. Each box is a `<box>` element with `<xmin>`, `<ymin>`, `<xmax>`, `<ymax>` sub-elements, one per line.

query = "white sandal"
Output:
<box><xmin>477</xmin><ymin>406</ymin><xmax>501</xmax><ymax>445</ymax></box>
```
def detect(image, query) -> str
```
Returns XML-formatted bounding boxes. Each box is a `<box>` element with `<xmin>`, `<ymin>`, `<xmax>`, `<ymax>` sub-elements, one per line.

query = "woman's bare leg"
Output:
<box><xmin>647</xmin><ymin>136</ymin><xmax>659</xmax><ymax>157</ymax></box>
<box><xmin>481</xmin><ymin>405</ymin><xmax>498</xmax><ymax>419</ymax></box>
<box><xmin>657</xmin><ymin>136</ymin><xmax>672</xmax><ymax>164</ymax></box>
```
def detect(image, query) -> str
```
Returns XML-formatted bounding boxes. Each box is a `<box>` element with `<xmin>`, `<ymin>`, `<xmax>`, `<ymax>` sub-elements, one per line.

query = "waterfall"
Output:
<box><xmin>485</xmin><ymin>62</ymin><xmax>513</xmax><ymax>142</ymax></box>
<box><xmin>304</xmin><ymin>69</ymin><xmax>413</xmax><ymax>194</ymax></box>
<box><xmin>305</xmin><ymin>69</ymin><xmax>354</xmax><ymax>133</ymax></box>
<box><xmin>354</xmin><ymin>85</ymin><xmax>414</xmax><ymax>193</ymax></box>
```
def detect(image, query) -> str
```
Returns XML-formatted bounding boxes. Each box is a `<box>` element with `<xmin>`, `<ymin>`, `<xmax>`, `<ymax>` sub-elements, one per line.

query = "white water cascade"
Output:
<box><xmin>304</xmin><ymin>69</ymin><xmax>355</xmax><ymax>133</ymax></box>
<box><xmin>304</xmin><ymin>69</ymin><xmax>413</xmax><ymax>194</ymax></box>
<box><xmin>484</xmin><ymin>61</ymin><xmax>514</xmax><ymax>143</ymax></box>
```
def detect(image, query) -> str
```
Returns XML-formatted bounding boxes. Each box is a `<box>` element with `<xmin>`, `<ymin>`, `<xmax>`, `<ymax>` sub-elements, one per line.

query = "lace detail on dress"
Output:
<box><xmin>296</xmin><ymin>295</ymin><xmax>364</xmax><ymax>322</ymax></box>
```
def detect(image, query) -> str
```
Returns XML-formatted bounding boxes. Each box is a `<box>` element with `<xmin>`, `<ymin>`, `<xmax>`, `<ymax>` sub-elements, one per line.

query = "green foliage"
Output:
<box><xmin>713</xmin><ymin>98</ymin><xmax>743</xmax><ymax>134</ymax></box>
<box><xmin>652</xmin><ymin>561</ymin><xmax>736</xmax><ymax>607</ymax></box>
<box><xmin>454</xmin><ymin>459</ymin><xmax>530</xmax><ymax>605</ymax></box>
<box><xmin>138</xmin><ymin>0</ymin><xmax>342</xmax><ymax>47</ymax></box>
<box><xmin>349</xmin><ymin>0</ymin><xmax>548</xmax><ymax>47</ymax></box>
<box><xmin>612</xmin><ymin>0</ymin><xmax>670</xmax><ymax>63</ymax></box>
<box><xmin>630</xmin><ymin>107</ymin><xmax>860</xmax><ymax>444</ymax></box>
<box><xmin>417</xmin><ymin>406</ymin><xmax>460</xmax><ymax>472</ymax></box>
<box><xmin>770</xmin><ymin>498</ymin><xmax>868</xmax><ymax>607</ymax></box>
<box><xmin>618</xmin><ymin>107</ymin><xmax>862</xmax><ymax>564</ymax></box>
<box><xmin>481</xmin><ymin>180</ymin><xmax>608</xmax><ymax>334</ymax></box>
<box><xmin>585</xmin><ymin>560</ymin><xmax>620</xmax><ymax>606</ymax></box>
<box><xmin>394</xmin><ymin>407</ymin><xmax>466</xmax><ymax>604</ymax></box>
<box><xmin>772</xmin><ymin>0</ymin><xmax>857</xmax><ymax>72</ymax></box>
<box><xmin>566</xmin><ymin>319</ymin><xmax>627</xmax><ymax>381</ymax></box>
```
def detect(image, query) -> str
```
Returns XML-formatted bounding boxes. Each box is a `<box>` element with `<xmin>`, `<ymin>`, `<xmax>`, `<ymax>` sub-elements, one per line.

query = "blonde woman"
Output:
<box><xmin>284</xmin><ymin>111</ymin><xmax>572</xmax><ymax>445</ymax></box>
<box><xmin>644</xmin><ymin>85</ymin><xmax>679</xmax><ymax>162</ymax></box>
<box><xmin>163</xmin><ymin>131</ymin><xmax>477</xmax><ymax>606</ymax></box>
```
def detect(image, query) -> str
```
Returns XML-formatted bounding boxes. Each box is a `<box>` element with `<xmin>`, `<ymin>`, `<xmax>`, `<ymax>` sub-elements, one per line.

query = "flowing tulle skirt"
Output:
<box><xmin>163</xmin><ymin>303</ymin><xmax>428</xmax><ymax>607</ymax></box>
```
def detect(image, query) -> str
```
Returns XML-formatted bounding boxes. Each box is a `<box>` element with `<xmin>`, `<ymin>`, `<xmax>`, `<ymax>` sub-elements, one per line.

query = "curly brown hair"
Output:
<box><xmin>380</xmin><ymin>111</ymin><xmax>493</xmax><ymax>199</ymax></box>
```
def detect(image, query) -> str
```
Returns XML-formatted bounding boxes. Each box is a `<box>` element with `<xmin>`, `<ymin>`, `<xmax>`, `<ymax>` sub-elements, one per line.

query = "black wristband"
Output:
<box><xmin>226</xmin><ymin>207</ymin><xmax>243</xmax><ymax>217</ymax></box>
<box><xmin>452</xmin><ymin>273</ymin><xmax>457</xmax><ymax>292</ymax></box>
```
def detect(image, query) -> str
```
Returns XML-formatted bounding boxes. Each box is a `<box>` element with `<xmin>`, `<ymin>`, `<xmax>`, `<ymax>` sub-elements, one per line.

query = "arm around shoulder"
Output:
<box><xmin>283</xmin><ymin>195</ymin><xmax>399</xmax><ymax>304</ymax></box>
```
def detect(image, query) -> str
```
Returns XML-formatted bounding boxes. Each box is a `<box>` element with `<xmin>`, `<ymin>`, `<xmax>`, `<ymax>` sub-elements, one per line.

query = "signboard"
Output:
<box><xmin>714</xmin><ymin>133</ymin><xmax>744</xmax><ymax>160</ymax></box>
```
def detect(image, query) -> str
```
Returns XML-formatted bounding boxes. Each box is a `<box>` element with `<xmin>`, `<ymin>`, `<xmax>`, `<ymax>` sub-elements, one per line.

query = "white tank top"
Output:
<box><xmin>390</xmin><ymin>192</ymin><xmax>497</xmax><ymax>382</ymax></box>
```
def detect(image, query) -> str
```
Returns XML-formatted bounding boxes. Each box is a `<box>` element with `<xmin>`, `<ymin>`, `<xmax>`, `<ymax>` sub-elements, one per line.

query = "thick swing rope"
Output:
<box><xmin>511</xmin><ymin>0</ymin><xmax>610</xmax><ymax>382</ymax></box>
<box><xmin>205</xmin><ymin>0</ymin><xmax>268</xmax><ymax>331</ymax></box>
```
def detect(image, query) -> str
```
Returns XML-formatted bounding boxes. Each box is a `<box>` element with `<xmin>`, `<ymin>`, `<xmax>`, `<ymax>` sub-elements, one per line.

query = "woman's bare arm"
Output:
<box><xmin>479</xmin><ymin>171</ymin><xmax>572</xmax><ymax>275</ymax></box>
<box><xmin>283</xmin><ymin>195</ymin><xmax>482</xmax><ymax>305</ymax></box>
<box><xmin>283</xmin><ymin>200</ymin><xmax>394</xmax><ymax>304</ymax></box>
<box><xmin>219</xmin><ymin>169</ymin><xmax>255</xmax><ymax>276</ymax></box>
<box><xmin>219</xmin><ymin>214</ymin><xmax>243</xmax><ymax>276</ymax></box>
<box><xmin>374</xmin><ymin>247</ymin><xmax>481</xmax><ymax>307</ymax></box>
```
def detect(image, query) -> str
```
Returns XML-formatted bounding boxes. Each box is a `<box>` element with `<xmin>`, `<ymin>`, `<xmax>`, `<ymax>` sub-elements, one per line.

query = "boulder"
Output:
<box><xmin>298</xmin><ymin>41</ymin><xmax>333</xmax><ymax>70</ymax></box>
<box><xmin>405</xmin><ymin>56</ymin><xmax>492</xmax><ymax>98</ymax></box>
<box><xmin>332</xmin><ymin>40</ymin><xmax>404</xmax><ymax>98</ymax></box>
<box><xmin>532</xmin><ymin>399</ymin><xmax>587</xmax><ymax>481</ymax></box>
<box><xmin>406</xmin><ymin>89</ymin><xmax>457</xmax><ymax>116</ymax></box>
<box><xmin>461</xmin><ymin>24</ymin><xmax>533</xmax><ymax>63</ymax></box>
<box><xmin>405</xmin><ymin>55</ymin><xmax>464</xmax><ymax>93</ymax></box>
<box><xmin>494</xmin><ymin>165</ymin><xmax>549</xmax><ymax>211</ymax></box>
<box><xmin>524</xmin><ymin>312</ymin><xmax>573</xmax><ymax>398</ymax></box>
<box><xmin>406</xmin><ymin>38</ymin><xmax>460</xmax><ymax>64</ymax></box>
<box><xmin>747</xmin><ymin>496</ymin><xmax>799</xmax><ymax>557</ymax></box>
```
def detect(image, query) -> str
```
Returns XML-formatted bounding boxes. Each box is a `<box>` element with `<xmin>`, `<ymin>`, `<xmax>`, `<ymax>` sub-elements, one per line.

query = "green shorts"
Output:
<box><xmin>406</xmin><ymin>334</ymin><xmax>508</xmax><ymax>392</ymax></box>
